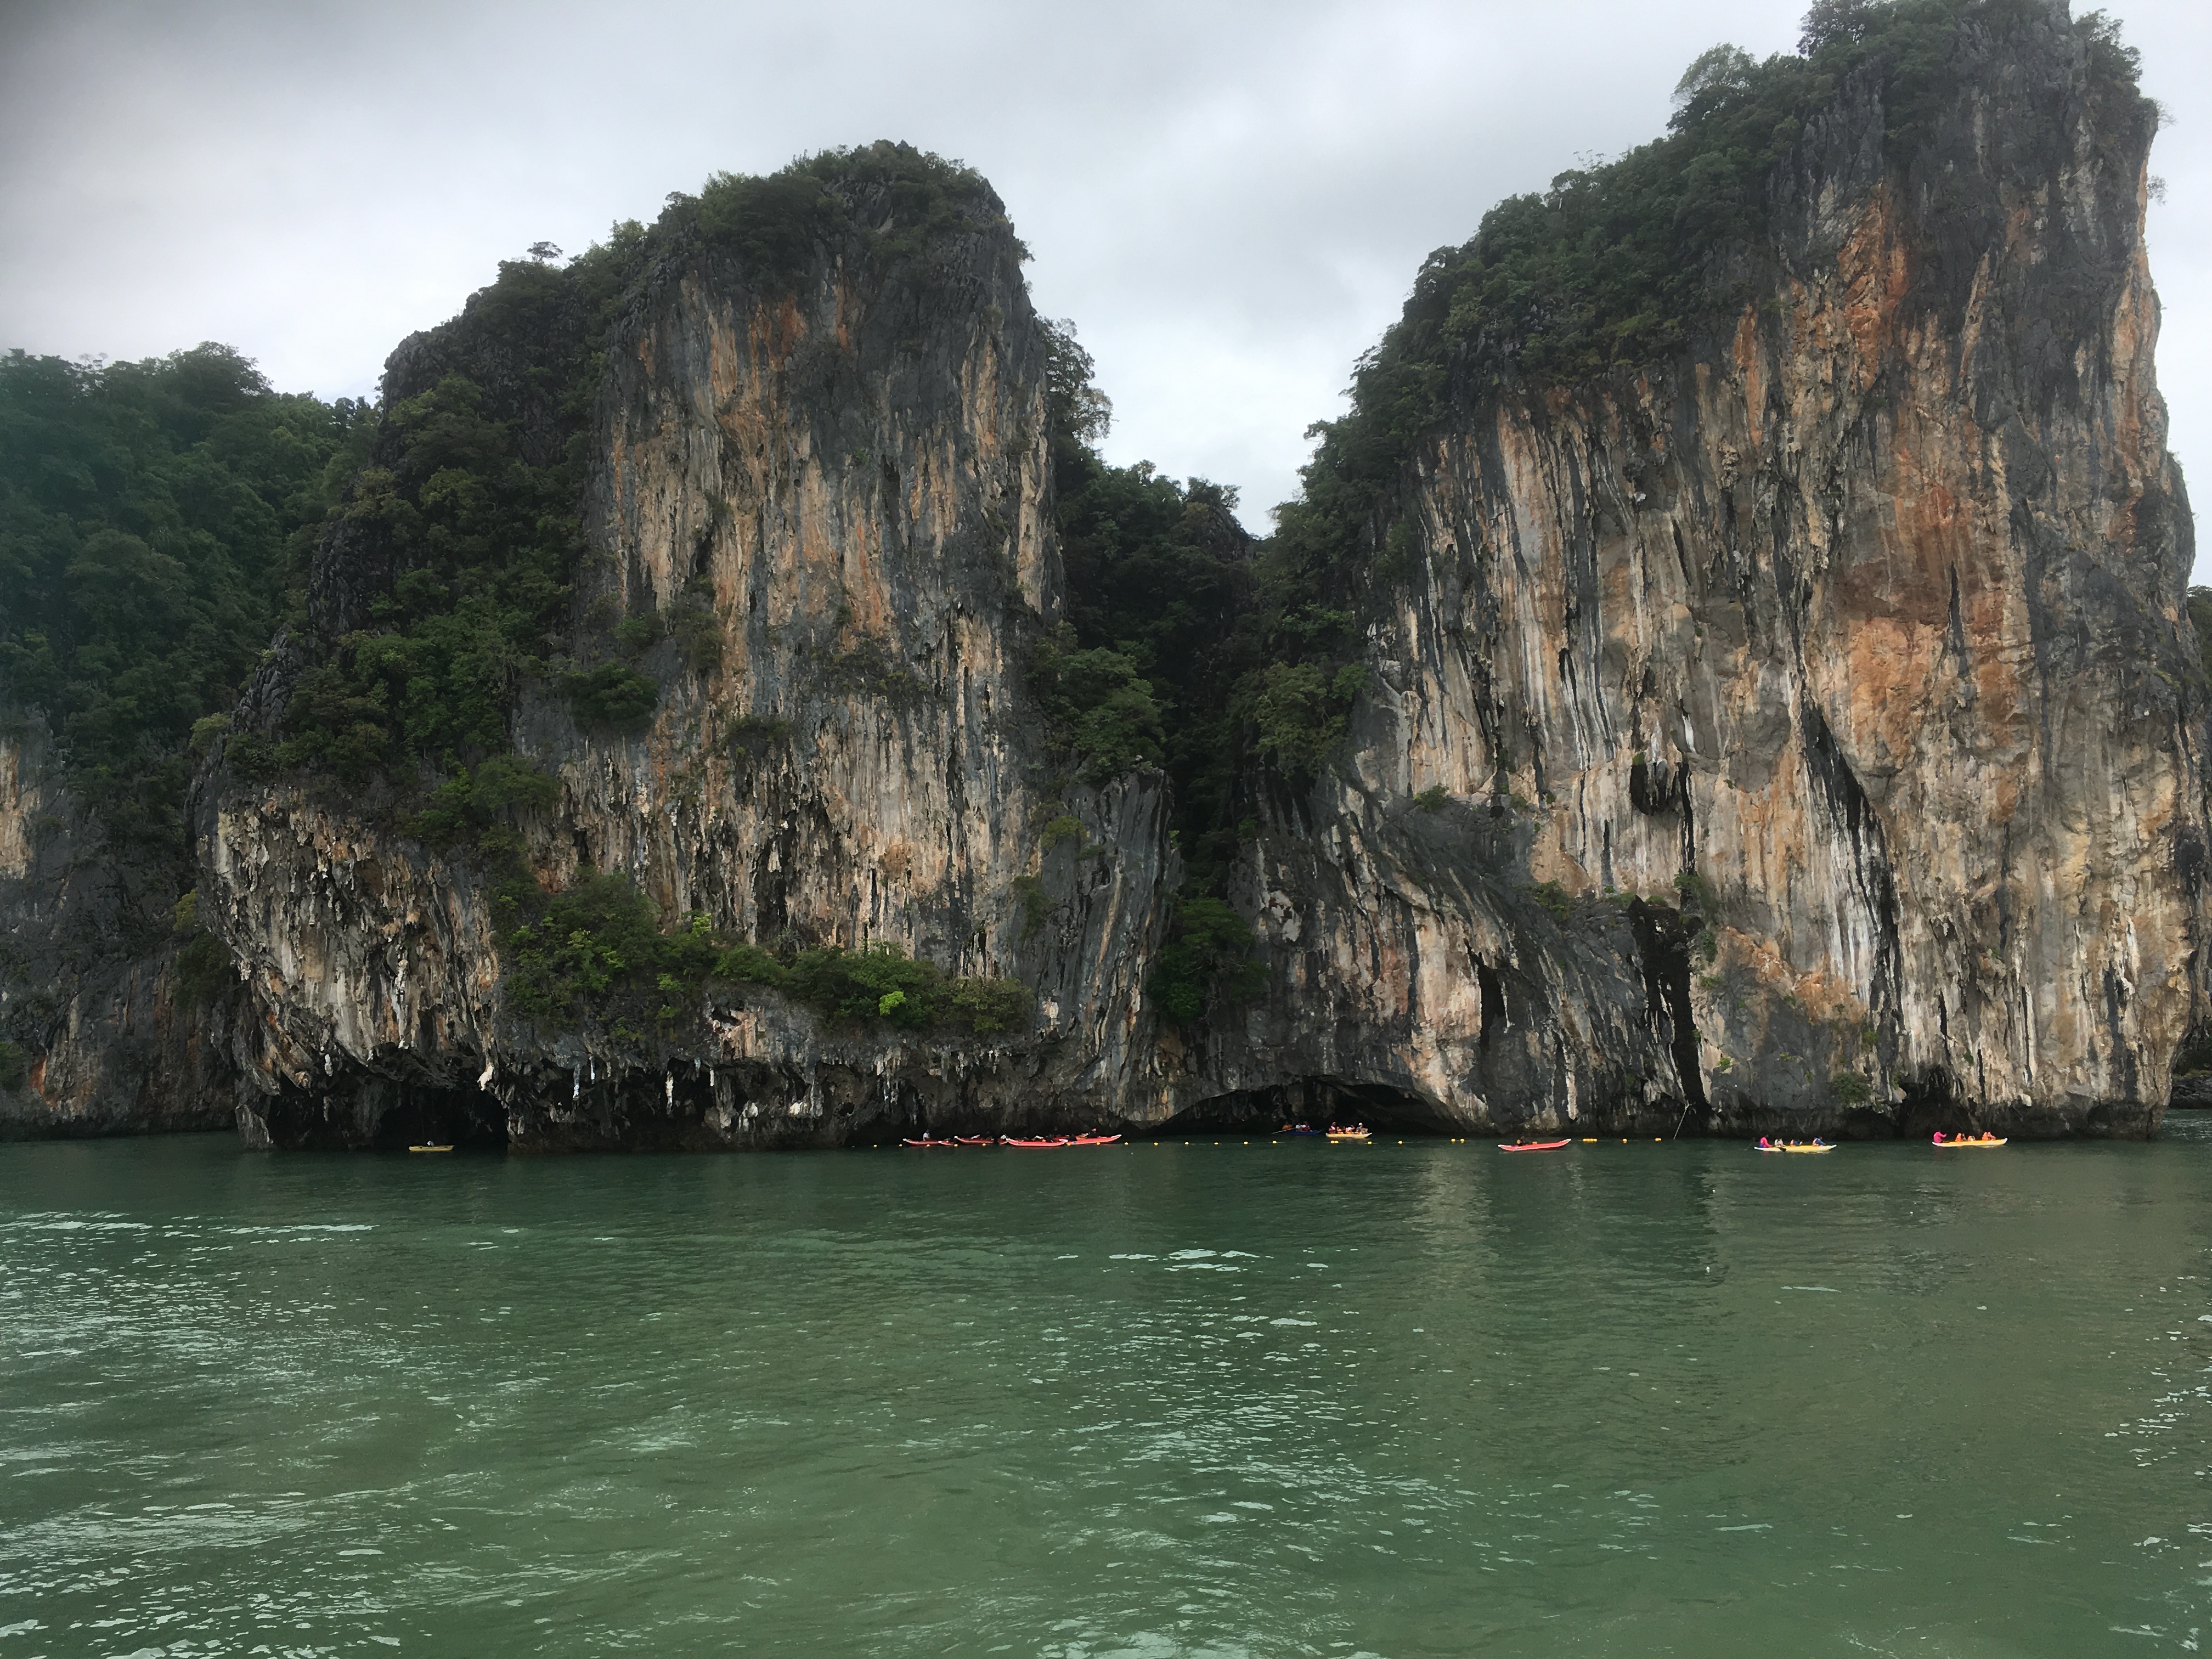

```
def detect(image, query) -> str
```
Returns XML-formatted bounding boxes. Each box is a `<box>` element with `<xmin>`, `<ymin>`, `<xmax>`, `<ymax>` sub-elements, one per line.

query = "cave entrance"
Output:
<box><xmin>2171</xmin><ymin>1020</ymin><xmax>2212</xmax><ymax>1110</ymax></box>
<box><xmin>259</xmin><ymin>1072</ymin><xmax>510</xmax><ymax>1153</ymax></box>
<box><xmin>363</xmin><ymin>1081</ymin><xmax>510</xmax><ymax>1152</ymax></box>
<box><xmin>1158</xmin><ymin>1076</ymin><xmax>1455</xmax><ymax>1137</ymax></box>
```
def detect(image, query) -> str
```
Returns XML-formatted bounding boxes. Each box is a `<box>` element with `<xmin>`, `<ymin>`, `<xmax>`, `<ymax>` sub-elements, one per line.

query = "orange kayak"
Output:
<box><xmin>1501</xmin><ymin>1138</ymin><xmax>1571</xmax><ymax>1152</ymax></box>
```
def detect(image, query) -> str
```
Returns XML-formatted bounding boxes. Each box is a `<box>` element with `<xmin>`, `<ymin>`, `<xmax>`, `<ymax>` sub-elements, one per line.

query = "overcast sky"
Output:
<box><xmin>3</xmin><ymin>0</ymin><xmax>2204</xmax><ymax>558</ymax></box>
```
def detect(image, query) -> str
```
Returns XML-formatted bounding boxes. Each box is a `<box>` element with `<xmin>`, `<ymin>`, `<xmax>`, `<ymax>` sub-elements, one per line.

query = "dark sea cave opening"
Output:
<box><xmin>1157</xmin><ymin>1077</ymin><xmax>1455</xmax><ymax>1137</ymax></box>
<box><xmin>260</xmin><ymin>1073</ymin><xmax>511</xmax><ymax>1153</ymax></box>
<box><xmin>2170</xmin><ymin>1020</ymin><xmax>2212</xmax><ymax>1109</ymax></box>
<box><xmin>368</xmin><ymin>1081</ymin><xmax>510</xmax><ymax>1151</ymax></box>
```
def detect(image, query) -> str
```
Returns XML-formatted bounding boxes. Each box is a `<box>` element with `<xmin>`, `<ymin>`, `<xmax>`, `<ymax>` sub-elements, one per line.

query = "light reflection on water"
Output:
<box><xmin>5</xmin><ymin>1121</ymin><xmax>2212</xmax><ymax>1655</ymax></box>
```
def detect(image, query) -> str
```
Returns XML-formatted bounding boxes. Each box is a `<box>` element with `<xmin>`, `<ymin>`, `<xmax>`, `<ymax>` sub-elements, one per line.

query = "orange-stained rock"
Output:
<box><xmin>1215</xmin><ymin>8</ymin><xmax>2200</xmax><ymax>1138</ymax></box>
<box><xmin>21</xmin><ymin>16</ymin><xmax>2192</xmax><ymax>1148</ymax></box>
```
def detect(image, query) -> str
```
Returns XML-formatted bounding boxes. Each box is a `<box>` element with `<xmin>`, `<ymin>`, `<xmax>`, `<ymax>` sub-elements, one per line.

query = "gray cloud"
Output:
<box><xmin>3</xmin><ymin>0</ymin><xmax>2204</xmax><ymax>558</ymax></box>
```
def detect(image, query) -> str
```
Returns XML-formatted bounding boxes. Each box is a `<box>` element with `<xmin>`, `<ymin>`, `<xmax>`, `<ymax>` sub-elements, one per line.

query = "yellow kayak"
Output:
<box><xmin>1932</xmin><ymin>1135</ymin><xmax>2007</xmax><ymax>1148</ymax></box>
<box><xmin>408</xmin><ymin>1143</ymin><xmax>454</xmax><ymax>1154</ymax></box>
<box><xmin>1326</xmin><ymin>1130</ymin><xmax>1372</xmax><ymax>1142</ymax></box>
<box><xmin>1757</xmin><ymin>1141</ymin><xmax>1836</xmax><ymax>1154</ymax></box>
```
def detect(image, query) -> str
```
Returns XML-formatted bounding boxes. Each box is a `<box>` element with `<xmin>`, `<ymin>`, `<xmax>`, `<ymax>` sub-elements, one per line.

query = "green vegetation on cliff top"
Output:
<box><xmin>0</xmin><ymin>144</ymin><xmax>1029</xmax><ymax>1048</ymax></box>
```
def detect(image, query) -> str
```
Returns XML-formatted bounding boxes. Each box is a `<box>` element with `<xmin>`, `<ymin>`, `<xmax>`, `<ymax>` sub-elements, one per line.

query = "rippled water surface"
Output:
<box><xmin>9</xmin><ymin>1123</ymin><xmax>2212</xmax><ymax>1656</ymax></box>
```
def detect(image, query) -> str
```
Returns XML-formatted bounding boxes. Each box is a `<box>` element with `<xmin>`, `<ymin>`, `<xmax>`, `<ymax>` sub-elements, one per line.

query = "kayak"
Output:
<box><xmin>1070</xmin><ymin>1134</ymin><xmax>1123</xmax><ymax>1146</ymax></box>
<box><xmin>1325</xmin><ymin>1130</ymin><xmax>1372</xmax><ymax>1142</ymax></box>
<box><xmin>1933</xmin><ymin>1135</ymin><xmax>2007</xmax><ymax>1148</ymax></box>
<box><xmin>953</xmin><ymin>1136</ymin><xmax>995</xmax><ymax>1147</ymax></box>
<box><xmin>1004</xmin><ymin>1136</ymin><xmax>1070</xmax><ymax>1148</ymax></box>
<box><xmin>408</xmin><ymin>1144</ymin><xmax>453</xmax><ymax>1154</ymax></box>
<box><xmin>901</xmin><ymin>1137</ymin><xmax>955</xmax><ymax>1148</ymax></box>
<box><xmin>1500</xmin><ymin>1138</ymin><xmax>1571</xmax><ymax>1153</ymax></box>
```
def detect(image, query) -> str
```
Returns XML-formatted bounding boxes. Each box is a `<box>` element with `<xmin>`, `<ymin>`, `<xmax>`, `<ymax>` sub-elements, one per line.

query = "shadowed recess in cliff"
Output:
<box><xmin>249</xmin><ymin>1075</ymin><xmax>509</xmax><ymax>1153</ymax></box>
<box><xmin>1161</xmin><ymin>1081</ymin><xmax>1459</xmax><ymax>1138</ymax></box>
<box><xmin>1628</xmin><ymin>897</ymin><xmax>1710</xmax><ymax>1126</ymax></box>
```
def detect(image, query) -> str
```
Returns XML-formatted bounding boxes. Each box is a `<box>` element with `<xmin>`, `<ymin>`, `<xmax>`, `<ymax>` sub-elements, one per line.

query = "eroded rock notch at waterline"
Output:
<box><xmin>1</xmin><ymin>3</ymin><xmax>2199</xmax><ymax>1145</ymax></box>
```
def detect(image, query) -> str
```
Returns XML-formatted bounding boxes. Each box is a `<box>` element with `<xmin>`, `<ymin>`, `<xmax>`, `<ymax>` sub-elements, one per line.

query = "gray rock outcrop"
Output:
<box><xmin>5</xmin><ymin>6</ymin><xmax>2198</xmax><ymax>1146</ymax></box>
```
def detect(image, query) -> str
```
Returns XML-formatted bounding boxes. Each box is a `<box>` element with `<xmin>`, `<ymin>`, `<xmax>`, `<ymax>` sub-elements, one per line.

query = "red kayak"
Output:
<box><xmin>1500</xmin><ymin>1138</ymin><xmax>1572</xmax><ymax>1153</ymax></box>
<box><xmin>901</xmin><ymin>1136</ymin><xmax>956</xmax><ymax>1148</ymax></box>
<box><xmin>953</xmin><ymin>1136</ymin><xmax>995</xmax><ymax>1147</ymax></box>
<box><xmin>1003</xmin><ymin>1136</ymin><xmax>1070</xmax><ymax>1148</ymax></box>
<box><xmin>1071</xmin><ymin>1133</ymin><xmax>1122</xmax><ymax>1146</ymax></box>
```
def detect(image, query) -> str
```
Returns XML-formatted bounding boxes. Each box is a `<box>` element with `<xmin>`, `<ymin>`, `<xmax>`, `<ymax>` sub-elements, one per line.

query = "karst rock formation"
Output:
<box><xmin>2</xmin><ymin>0</ymin><xmax>2200</xmax><ymax>1144</ymax></box>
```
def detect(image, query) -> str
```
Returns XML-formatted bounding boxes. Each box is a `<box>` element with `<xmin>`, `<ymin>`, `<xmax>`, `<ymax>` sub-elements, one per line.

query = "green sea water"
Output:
<box><xmin>7</xmin><ymin>1121</ymin><xmax>2212</xmax><ymax>1657</ymax></box>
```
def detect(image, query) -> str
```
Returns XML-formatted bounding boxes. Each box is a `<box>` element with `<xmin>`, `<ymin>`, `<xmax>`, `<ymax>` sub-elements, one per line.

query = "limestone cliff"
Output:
<box><xmin>1195</xmin><ymin>0</ymin><xmax>2200</xmax><ymax>1138</ymax></box>
<box><xmin>0</xmin><ymin>720</ymin><xmax>239</xmax><ymax>1138</ymax></box>
<box><xmin>9</xmin><ymin>5</ymin><xmax>2193</xmax><ymax>1147</ymax></box>
<box><xmin>195</xmin><ymin>159</ymin><xmax>1180</xmax><ymax>1149</ymax></box>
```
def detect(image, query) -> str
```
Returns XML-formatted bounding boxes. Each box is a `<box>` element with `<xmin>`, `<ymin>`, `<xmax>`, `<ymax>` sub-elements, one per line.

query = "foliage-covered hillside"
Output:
<box><xmin>0</xmin><ymin>345</ymin><xmax>364</xmax><ymax>862</ymax></box>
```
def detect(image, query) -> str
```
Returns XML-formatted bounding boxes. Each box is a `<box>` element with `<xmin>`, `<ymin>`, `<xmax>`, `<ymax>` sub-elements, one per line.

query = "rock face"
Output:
<box><xmin>196</xmin><ymin>180</ymin><xmax>1181</xmax><ymax>1149</ymax></box>
<box><xmin>11</xmin><ymin>8</ymin><xmax>2197</xmax><ymax>1146</ymax></box>
<box><xmin>0</xmin><ymin>721</ymin><xmax>239</xmax><ymax>1138</ymax></box>
<box><xmin>1198</xmin><ymin>4</ymin><xmax>2202</xmax><ymax>1138</ymax></box>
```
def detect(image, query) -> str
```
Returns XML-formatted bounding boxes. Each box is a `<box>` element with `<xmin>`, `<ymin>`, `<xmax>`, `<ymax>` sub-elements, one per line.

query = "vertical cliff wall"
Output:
<box><xmin>18</xmin><ymin>8</ymin><xmax>2192</xmax><ymax>1148</ymax></box>
<box><xmin>0</xmin><ymin>720</ymin><xmax>238</xmax><ymax>1137</ymax></box>
<box><xmin>1195</xmin><ymin>2</ymin><xmax>2200</xmax><ymax>1138</ymax></box>
<box><xmin>196</xmin><ymin>159</ymin><xmax>1181</xmax><ymax>1149</ymax></box>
